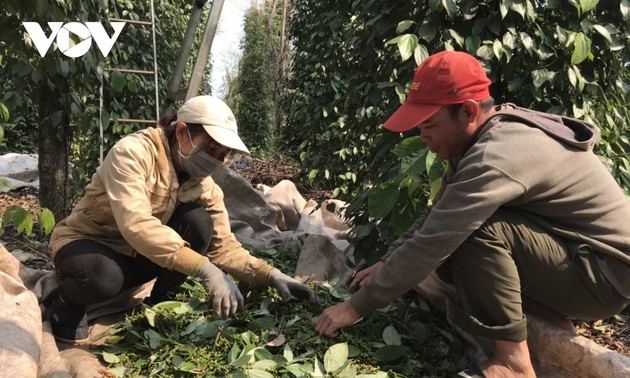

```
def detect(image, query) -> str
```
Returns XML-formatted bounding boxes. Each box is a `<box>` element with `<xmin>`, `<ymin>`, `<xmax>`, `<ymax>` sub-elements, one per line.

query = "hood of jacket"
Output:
<box><xmin>484</xmin><ymin>103</ymin><xmax>600</xmax><ymax>151</ymax></box>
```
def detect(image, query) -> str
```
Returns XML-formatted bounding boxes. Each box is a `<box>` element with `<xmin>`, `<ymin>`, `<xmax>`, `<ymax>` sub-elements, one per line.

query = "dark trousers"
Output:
<box><xmin>54</xmin><ymin>202</ymin><xmax>213</xmax><ymax>308</ymax></box>
<box><xmin>437</xmin><ymin>208</ymin><xmax>628</xmax><ymax>342</ymax></box>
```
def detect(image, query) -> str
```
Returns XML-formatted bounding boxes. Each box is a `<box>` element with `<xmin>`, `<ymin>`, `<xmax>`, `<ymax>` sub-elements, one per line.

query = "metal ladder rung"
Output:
<box><xmin>116</xmin><ymin>118</ymin><xmax>157</xmax><ymax>124</ymax></box>
<box><xmin>99</xmin><ymin>0</ymin><xmax>160</xmax><ymax>164</ymax></box>
<box><xmin>107</xmin><ymin>68</ymin><xmax>155</xmax><ymax>75</ymax></box>
<box><xmin>109</xmin><ymin>18</ymin><xmax>152</xmax><ymax>26</ymax></box>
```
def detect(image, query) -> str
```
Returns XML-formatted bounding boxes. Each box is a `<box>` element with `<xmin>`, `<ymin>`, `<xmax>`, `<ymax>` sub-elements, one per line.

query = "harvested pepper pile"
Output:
<box><xmin>98</xmin><ymin>245</ymin><xmax>468</xmax><ymax>377</ymax></box>
<box><xmin>1</xmin><ymin>164</ymin><xmax>628</xmax><ymax>363</ymax></box>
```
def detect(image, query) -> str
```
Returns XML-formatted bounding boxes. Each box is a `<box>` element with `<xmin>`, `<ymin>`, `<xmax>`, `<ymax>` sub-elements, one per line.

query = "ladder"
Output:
<box><xmin>98</xmin><ymin>0</ymin><xmax>159</xmax><ymax>163</ymax></box>
<box><xmin>97</xmin><ymin>0</ymin><xmax>225</xmax><ymax>163</ymax></box>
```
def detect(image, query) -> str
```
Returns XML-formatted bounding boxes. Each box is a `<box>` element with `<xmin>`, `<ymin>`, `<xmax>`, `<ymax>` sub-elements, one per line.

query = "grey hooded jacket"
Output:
<box><xmin>351</xmin><ymin>103</ymin><xmax>630</xmax><ymax>315</ymax></box>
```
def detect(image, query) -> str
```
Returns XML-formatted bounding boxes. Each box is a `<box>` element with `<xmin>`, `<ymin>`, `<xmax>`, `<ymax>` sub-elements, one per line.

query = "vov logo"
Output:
<box><xmin>22</xmin><ymin>22</ymin><xmax>126</xmax><ymax>58</ymax></box>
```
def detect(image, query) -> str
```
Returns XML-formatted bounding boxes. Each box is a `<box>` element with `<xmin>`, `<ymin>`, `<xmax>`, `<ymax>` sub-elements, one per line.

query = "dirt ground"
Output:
<box><xmin>1</xmin><ymin>168</ymin><xmax>628</xmax><ymax>359</ymax></box>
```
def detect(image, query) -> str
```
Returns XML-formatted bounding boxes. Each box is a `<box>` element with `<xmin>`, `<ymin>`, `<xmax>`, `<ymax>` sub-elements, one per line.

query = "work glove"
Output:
<box><xmin>196</xmin><ymin>261</ymin><xmax>244</xmax><ymax>319</ymax></box>
<box><xmin>268</xmin><ymin>268</ymin><xmax>321</xmax><ymax>304</ymax></box>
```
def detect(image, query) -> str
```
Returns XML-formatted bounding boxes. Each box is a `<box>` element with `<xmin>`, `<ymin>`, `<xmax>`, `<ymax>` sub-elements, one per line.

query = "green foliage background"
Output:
<box><xmin>230</xmin><ymin>6</ymin><xmax>274</xmax><ymax>154</ymax></box>
<box><xmin>0</xmin><ymin>0</ymin><xmax>211</xmax><ymax>195</ymax></box>
<box><xmin>282</xmin><ymin>0</ymin><xmax>630</xmax><ymax>262</ymax></box>
<box><xmin>226</xmin><ymin>0</ymin><xmax>291</xmax><ymax>158</ymax></box>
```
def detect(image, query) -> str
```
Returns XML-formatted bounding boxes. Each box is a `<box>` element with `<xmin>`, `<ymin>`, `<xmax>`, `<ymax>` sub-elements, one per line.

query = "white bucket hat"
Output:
<box><xmin>176</xmin><ymin>95</ymin><xmax>250</xmax><ymax>154</ymax></box>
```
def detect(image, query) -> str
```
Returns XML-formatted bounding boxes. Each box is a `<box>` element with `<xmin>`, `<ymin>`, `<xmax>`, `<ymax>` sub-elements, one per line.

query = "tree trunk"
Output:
<box><xmin>38</xmin><ymin>83</ymin><xmax>72</xmax><ymax>223</ymax></box>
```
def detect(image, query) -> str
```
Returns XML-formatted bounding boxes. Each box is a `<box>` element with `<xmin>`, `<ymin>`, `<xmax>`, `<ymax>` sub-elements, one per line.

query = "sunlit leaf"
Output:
<box><xmin>245</xmin><ymin>369</ymin><xmax>274</xmax><ymax>378</ymax></box>
<box><xmin>511</xmin><ymin>0</ymin><xmax>526</xmax><ymax>18</ymax></box>
<box><xmin>283</xmin><ymin>345</ymin><xmax>294</xmax><ymax>363</ymax></box>
<box><xmin>0</xmin><ymin>102</ymin><xmax>9</xmax><ymax>122</ymax></box>
<box><xmin>622</xmin><ymin>0</ymin><xmax>630</xmax><ymax>22</ymax></box>
<box><xmin>592</xmin><ymin>24</ymin><xmax>612</xmax><ymax>43</ymax></box>
<box><xmin>397</xmin><ymin>34</ymin><xmax>418</xmax><ymax>62</ymax></box>
<box><xmin>37</xmin><ymin>208</ymin><xmax>55</xmax><ymax>236</ymax></box>
<box><xmin>442</xmin><ymin>0</ymin><xmax>457</xmax><ymax>19</ymax></box>
<box><xmin>324</xmin><ymin>343</ymin><xmax>348</xmax><ymax>374</ymax></box>
<box><xmin>493</xmin><ymin>40</ymin><xmax>504</xmax><ymax>60</ymax></box>
<box><xmin>3</xmin><ymin>205</ymin><xmax>33</xmax><ymax>236</ymax></box>
<box><xmin>228</xmin><ymin>342</ymin><xmax>241</xmax><ymax>363</ymax></box>
<box><xmin>579</xmin><ymin>0</ymin><xmax>599</xmax><ymax>13</ymax></box>
<box><xmin>254</xmin><ymin>348</ymin><xmax>274</xmax><ymax>361</ymax></box>
<box><xmin>531</xmin><ymin>69</ymin><xmax>554</xmax><ymax>88</ymax></box>
<box><xmin>414</xmin><ymin>44</ymin><xmax>429</xmax><ymax>66</ymax></box>
<box><xmin>519</xmin><ymin>32</ymin><xmax>533</xmax><ymax>52</ymax></box>
<box><xmin>568</xmin><ymin>66</ymin><xmax>577</xmax><ymax>88</ymax></box>
<box><xmin>284</xmin><ymin>364</ymin><xmax>307</xmax><ymax>376</ymax></box>
<box><xmin>252</xmin><ymin>360</ymin><xmax>278</xmax><ymax>371</ymax></box>
<box><xmin>571</xmin><ymin>32</ymin><xmax>590</xmax><ymax>65</ymax></box>
<box><xmin>448</xmin><ymin>29</ymin><xmax>464</xmax><ymax>47</ymax></box>
<box><xmin>313</xmin><ymin>355</ymin><xmax>325</xmax><ymax>377</ymax></box>
<box><xmin>102</xmin><ymin>351</ymin><xmax>120</xmax><ymax>363</ymax></box>
<box><xmin>230</xmin><ymin>348</ymin><xmax>255</xmax><ymax>367</ymax></box>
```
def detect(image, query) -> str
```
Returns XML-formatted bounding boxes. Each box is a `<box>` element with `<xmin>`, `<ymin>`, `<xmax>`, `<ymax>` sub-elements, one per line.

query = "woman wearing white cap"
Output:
<box><xmin>48</xmin><ymin>96</ymin><xmax>318</xmax><ymax>344</ymax></box>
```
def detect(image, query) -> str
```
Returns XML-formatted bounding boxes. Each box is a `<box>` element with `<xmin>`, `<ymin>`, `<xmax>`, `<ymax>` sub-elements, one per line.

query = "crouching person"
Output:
<box><xmin>49</xmin><ymin>96</ymin><xmax>318</xmax><ymax>344</ymax></box>
<box><xmin>314</xmin><ymin>51</ymin><xmax>630</xmax><ymax>377</ymax></box>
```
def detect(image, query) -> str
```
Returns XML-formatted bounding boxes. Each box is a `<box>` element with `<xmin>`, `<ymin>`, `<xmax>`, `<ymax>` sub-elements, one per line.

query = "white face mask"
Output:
<box><xmin>177</xmin><ymin>129</ymin><xmax>224</xmax><ymax>178</ymax></box>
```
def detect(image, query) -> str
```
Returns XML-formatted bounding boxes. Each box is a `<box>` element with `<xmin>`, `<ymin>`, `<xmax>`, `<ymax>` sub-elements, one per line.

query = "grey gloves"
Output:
<box><xmin>268</xmin><ymin>268</ymin><xmax>321</xmax><ymax>303</ymax></box>
<box><xmin>197</xmin><ymin>263</ymin><xmax>319</xmax><ymax>319</ymax></box>
<box><xmin>196</xmin><ymin>261</ymin><xmax>244</xmax><ymax>319</ymax></box>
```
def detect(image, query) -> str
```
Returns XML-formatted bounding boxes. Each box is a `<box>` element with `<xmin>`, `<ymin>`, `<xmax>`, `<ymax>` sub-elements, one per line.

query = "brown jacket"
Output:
<box><xmin>50</xmin><ymin>127</ymin><xmax>273</xmax><ymax>286</ymax></box>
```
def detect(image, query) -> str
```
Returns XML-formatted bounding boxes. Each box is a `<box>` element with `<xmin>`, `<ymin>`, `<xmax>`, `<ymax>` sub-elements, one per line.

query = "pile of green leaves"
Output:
<box><xmin>99</xmin><ymin>246</ymin><xmax>467</xmax><ymax>377</ymax></box>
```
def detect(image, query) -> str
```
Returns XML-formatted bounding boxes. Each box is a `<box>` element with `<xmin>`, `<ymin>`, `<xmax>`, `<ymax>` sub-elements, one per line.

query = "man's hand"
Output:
<box><xmin>196</xmin><ymin>261</ymin><xmax>244</xmax><ymax>319</ymax></box>
<box><xmin>268</xmin><ymin>268</ymin><xmax>321</xmax><ymax>303</ymax></box>
<box><xmin>314</xmin><ymin>301</ymin><xmax>360</xmax><ymax>337</ymax></box>
<box><xmin>349</xmin><ymin>260</ymin><xmax>384</xmax><ymax>292</ymax></box>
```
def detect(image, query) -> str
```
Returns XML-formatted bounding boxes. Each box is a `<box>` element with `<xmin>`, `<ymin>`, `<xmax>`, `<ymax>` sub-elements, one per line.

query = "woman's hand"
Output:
<box><xmin>268</xmin><ymin>268</ymin><xmax>321</xmax><ymax>303</ymax></box>
<box><xmin>196</xmin><ymin>261</ymin><xmax>244</xmax><ymax>319</ymax></box>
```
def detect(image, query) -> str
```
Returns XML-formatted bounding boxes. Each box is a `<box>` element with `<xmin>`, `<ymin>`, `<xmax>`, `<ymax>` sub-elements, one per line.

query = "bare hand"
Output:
<box><xmin>314</xmin><ymin>301</ymin><xmax>360</xmax><ymax>337</ymax></box>
<box><xmin>349</xmin><ymin>260</ymin><xmax>384</xmax><ymax>292</ymax></box>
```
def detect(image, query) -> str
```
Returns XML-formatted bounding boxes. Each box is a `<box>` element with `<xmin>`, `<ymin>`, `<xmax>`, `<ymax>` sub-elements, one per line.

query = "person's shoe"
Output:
<box><xmin>49</xmin><ymin>296</ymin><xmax>90</xmax><ymax>345</ymax></box>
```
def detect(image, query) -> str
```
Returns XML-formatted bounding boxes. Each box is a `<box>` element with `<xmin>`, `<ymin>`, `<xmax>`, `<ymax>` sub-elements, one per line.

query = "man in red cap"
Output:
<box><xmin>315</xmin><ymin>51</ymin><xmax>630</xmax><ymax>377</ymax></box>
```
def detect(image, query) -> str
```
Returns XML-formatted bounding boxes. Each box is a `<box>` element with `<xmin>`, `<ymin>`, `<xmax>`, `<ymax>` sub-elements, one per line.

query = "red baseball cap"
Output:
<box><xmin>383</xmin><ymin>50</ymin><xmax>491</xmax><ymax>132</ymax></box>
